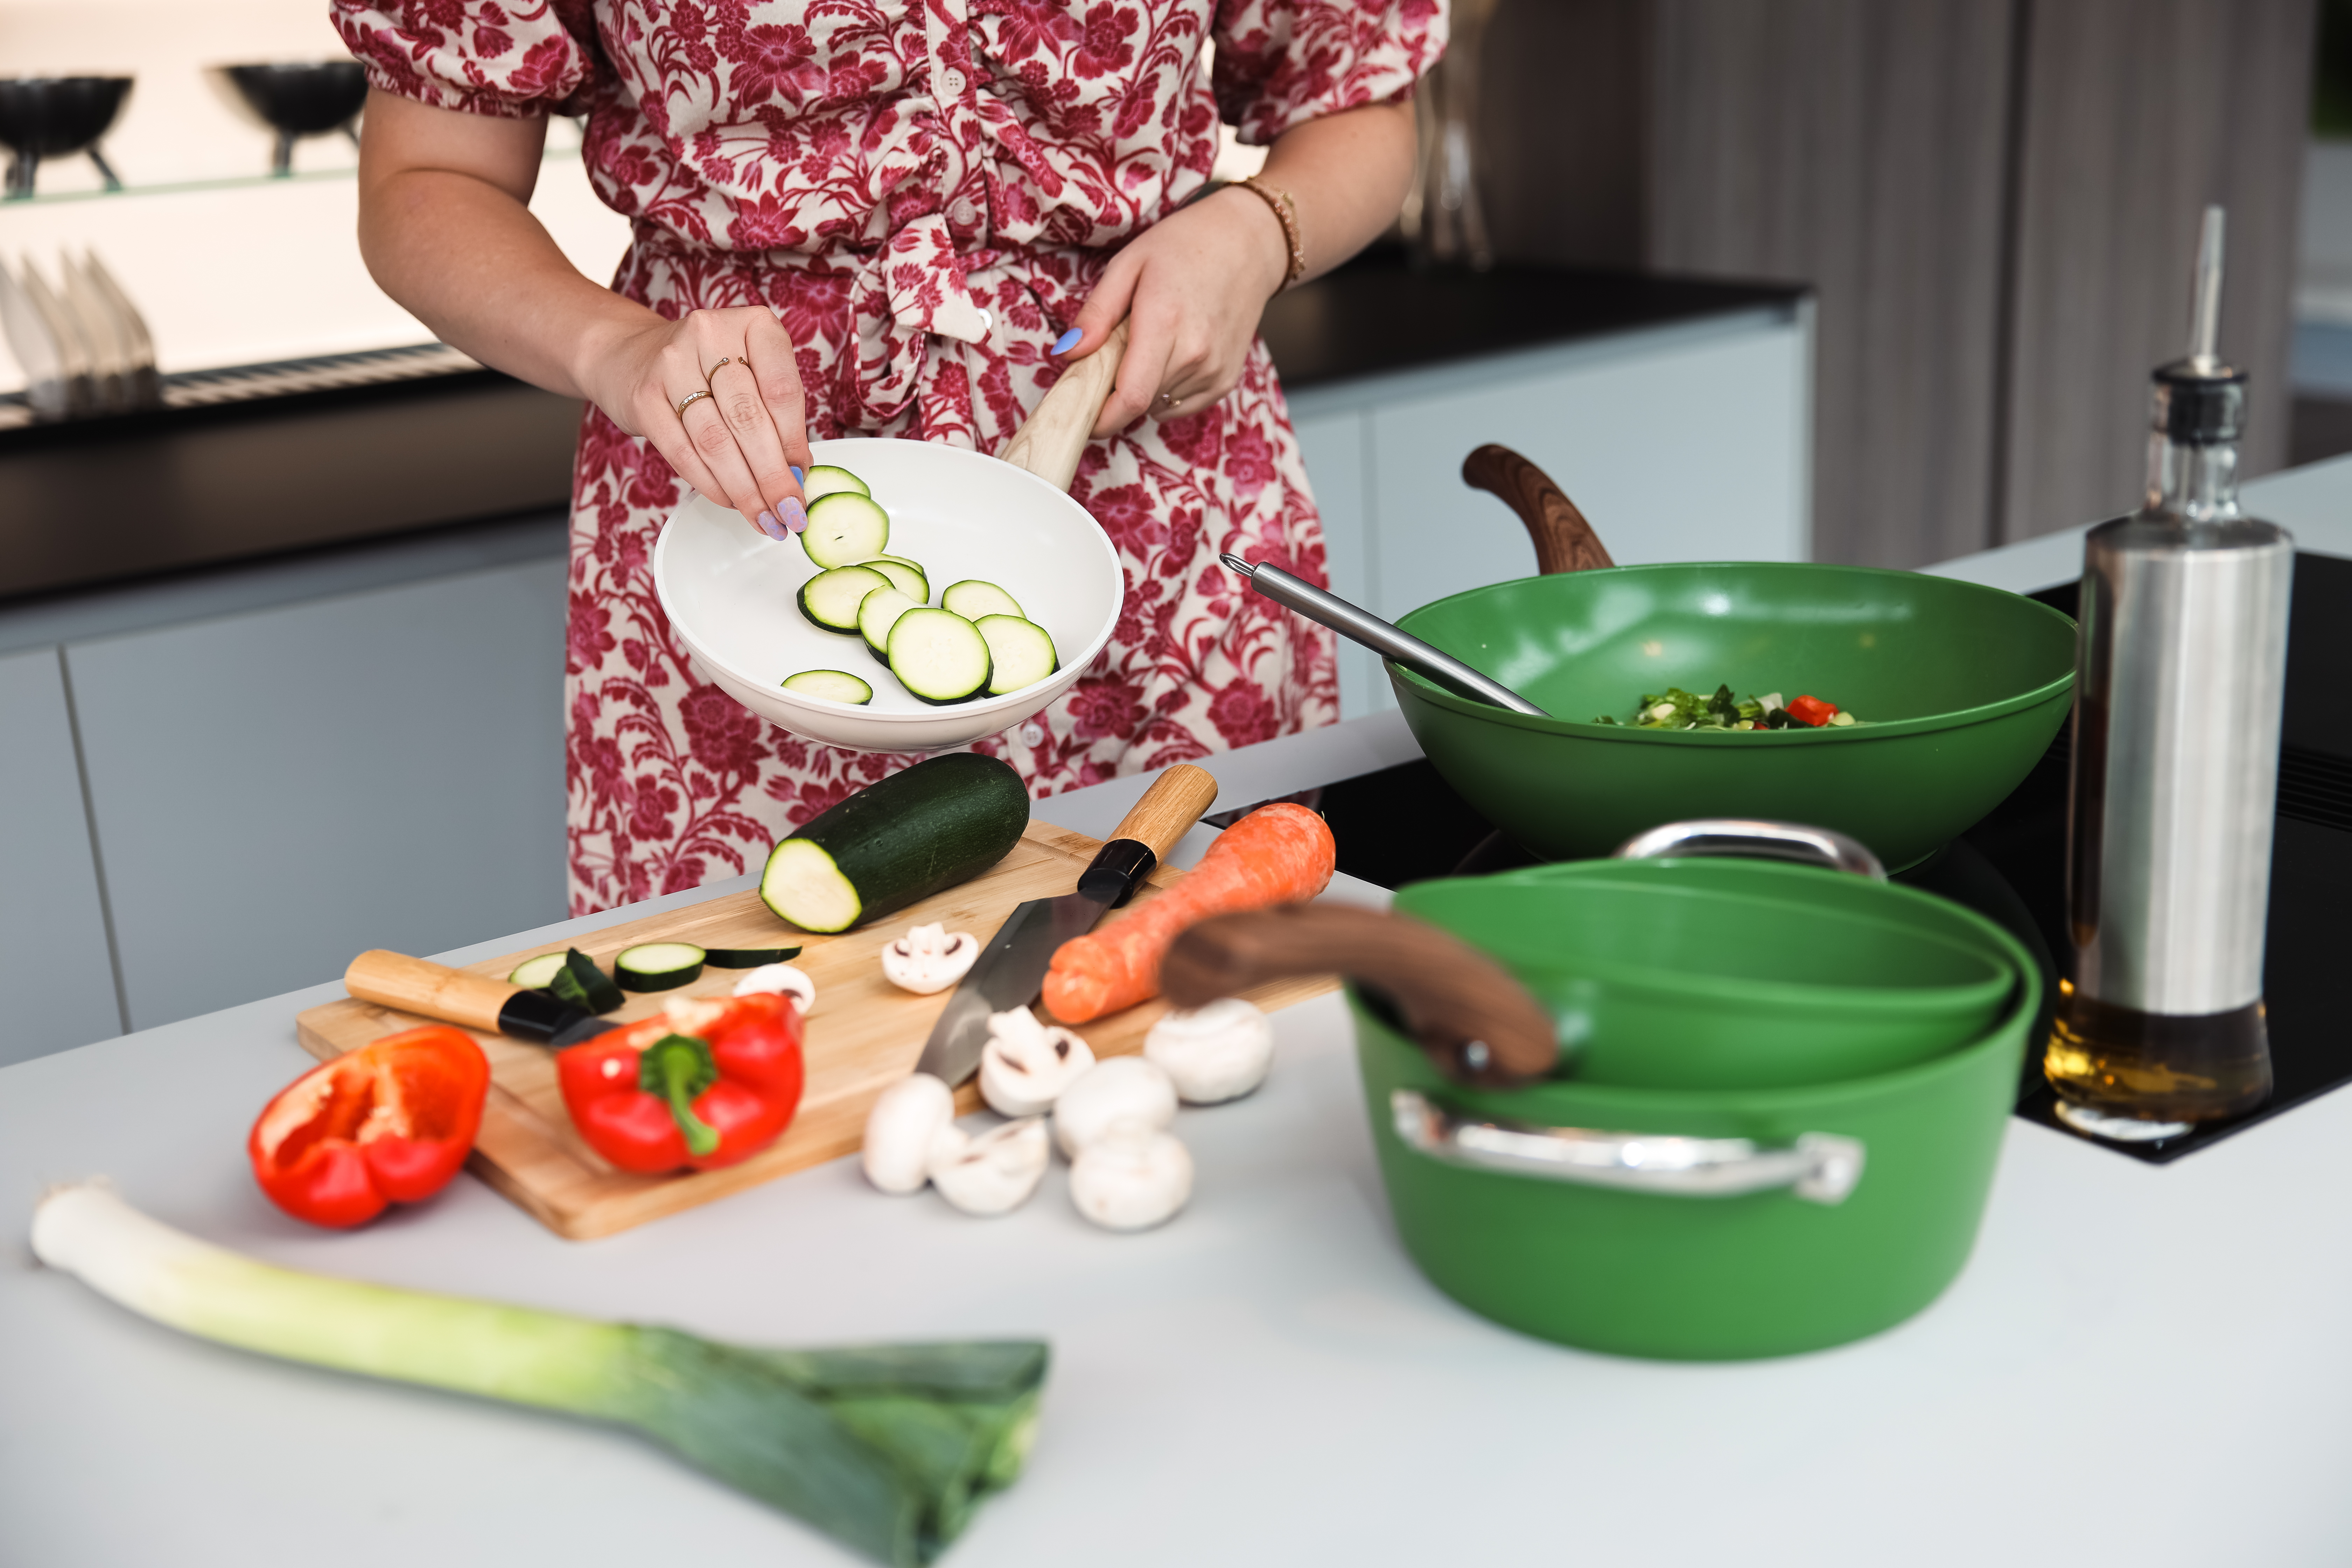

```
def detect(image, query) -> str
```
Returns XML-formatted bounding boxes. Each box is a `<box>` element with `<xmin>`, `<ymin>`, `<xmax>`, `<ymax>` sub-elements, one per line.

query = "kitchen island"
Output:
<box><xmin>6</xmin><ymin>456</ymin><xmax>2351</xmax><ymax>1567</ymax></box>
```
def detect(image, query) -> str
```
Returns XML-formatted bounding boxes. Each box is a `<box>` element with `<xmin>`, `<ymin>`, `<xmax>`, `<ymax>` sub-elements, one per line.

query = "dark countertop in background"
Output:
<box><xmin>0</xmin><ymin>251</ymin><xmax>1806</xmax><ymax>608</ymax></box>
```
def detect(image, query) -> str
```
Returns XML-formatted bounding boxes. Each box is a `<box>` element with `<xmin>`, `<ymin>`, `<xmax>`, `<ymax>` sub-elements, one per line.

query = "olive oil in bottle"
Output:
<box><xmin>2046</xmin><ymin>208</ymin><xmax>2292</xmax><ymax>1140</ymax></box>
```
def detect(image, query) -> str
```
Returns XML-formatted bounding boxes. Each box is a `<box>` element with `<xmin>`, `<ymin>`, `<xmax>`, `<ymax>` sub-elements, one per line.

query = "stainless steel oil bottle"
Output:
<box><xmin>2046</xmin><ymin>209</ymin><xmax>2294</xmax><ymax>1139</ymax></box>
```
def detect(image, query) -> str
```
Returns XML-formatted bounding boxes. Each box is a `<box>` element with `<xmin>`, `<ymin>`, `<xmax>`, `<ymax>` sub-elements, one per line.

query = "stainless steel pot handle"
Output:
<box><xmin>1391</xmin><ymin>1088</ymin><xmax>1866</xmax><ymax>1205</ymax></box>
<box><xmin>1613</xmin><ymin>818</ymin><xmax>1886</xmax><ymax>880</ymax></box>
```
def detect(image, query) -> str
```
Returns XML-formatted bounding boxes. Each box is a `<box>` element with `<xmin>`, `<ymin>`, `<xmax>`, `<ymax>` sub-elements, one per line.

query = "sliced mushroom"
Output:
<box><xmin>1144</xmin><ymin>998</ymin><xmax>1274</xmax><ymax>1105</ymax></box>
<box><xmin>928</xmin><ymin>1116</ymin><xmax>1050</xmax><ymax>1216</ymax></box>
<box><xmin>1052</xmin><ymin>1055</ymin><xmax>1178</xmax><ymax>1160</ymax></box>
<box><xmin>978</xmin><ymin>1008</ymin><xmax>1095</xmax><ymax>1118</ymax></box>
<box><xmin>880</xmin><ymin>923</ymin><xmax>981</xmax><ymax>995</ymax></box>
<box><xmin>660</xmin><ymin>994</ymin><xmax>730</xmax><ymax>1036</ymax></box>
<box><xmin>1069</xmin><ymin>1125</ymin><xmax>1194</xmax><ymax>1231</ymax></box>
<box><xmin>860</xmin><ymin>1072</ymin><xmax>958</xmax><ymax>1195</ymax></box>
<box><xmin>732</xmin><ymin>962</ymin><xmax>816</xmax><ymax>1012</ymax></box>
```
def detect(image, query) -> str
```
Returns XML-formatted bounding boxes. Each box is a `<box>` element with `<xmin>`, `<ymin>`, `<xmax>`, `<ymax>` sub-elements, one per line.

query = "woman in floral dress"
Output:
<box><xmin>335</xmin><ymin>0</ymin><xmax>1441</xmax><ymax>915</ymax></box>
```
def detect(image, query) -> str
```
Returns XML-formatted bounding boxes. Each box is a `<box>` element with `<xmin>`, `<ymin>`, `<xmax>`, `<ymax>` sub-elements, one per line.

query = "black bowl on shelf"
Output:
<box><xmin>0</xmin><ymin>77</ymin><xmax>133</xmax><ymax>197</ymax></box>
<box><xmin>216</xmin><ymin>62</ymin><xmax>368</xmax><ymax>175</ymax></box>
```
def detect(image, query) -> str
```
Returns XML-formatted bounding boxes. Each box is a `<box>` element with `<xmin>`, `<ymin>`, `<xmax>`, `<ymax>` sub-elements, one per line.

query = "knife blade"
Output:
<box><xmin>915</xmin><ymin>763</ymin><xmax>1222</xmax><ymax>1086</ymax></box>
<box><xmin>344</xmin><ymin>949</ymin><xmax>617</xmax><ymax>1049</ymax></box>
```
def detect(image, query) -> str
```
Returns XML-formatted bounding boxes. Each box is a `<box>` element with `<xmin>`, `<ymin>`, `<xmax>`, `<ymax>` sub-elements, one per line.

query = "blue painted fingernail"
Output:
<box><xmin>1052</xmin><ymin>327</ymin><xmax>1083</xmax><ymax>355</ymax></box>
<box><xmin>790</xmin><ymin>465</ymin><xmax>805</xmax><ymax>484</ymax></box>
<box><xmin>780</xmin><ymin>497</ymin><xmax>808</xmax><ymax>534</ymax></box>
<box><xmin>757</xmin><ymin>510</ymin><xmax>789</xmax><ymax>540</ymax></box>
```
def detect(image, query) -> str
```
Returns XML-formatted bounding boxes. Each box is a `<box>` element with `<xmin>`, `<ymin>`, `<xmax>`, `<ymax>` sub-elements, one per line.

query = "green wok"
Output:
<box><xmin>1388</xmin><ymin>560</ymin><xmax>2076</xmax><ymax>869</ymax></box>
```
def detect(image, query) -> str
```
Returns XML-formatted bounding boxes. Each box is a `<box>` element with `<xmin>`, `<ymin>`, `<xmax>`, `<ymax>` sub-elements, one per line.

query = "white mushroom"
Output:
<box><xmin>1144</xmin><ymin>998</ymin><xmax>1274</xmax><ymax>1105</ymax></box>
<box><xmin>732</xmin><ymin>963</ymin><xmax>816</xmax><ymax>1011</ymax></box>
<box><xmin>1052</xmin><ymin>1055</ymin><xmax>1178</xmax><ymax>1159</ymax></box>
<box><xmin>659</xmin><ymin>994</ymin><xmax>730</xmax><ymax>1035</ymax></box>
<box><xmin>879</xmin><ymin>923</ymin><xmax>980</xmax><ymax>995</ymax></box>
<box><xmin>860</xmin><ymin>1072</ymin><xmax>959</xmax><ymax>1195</ymax></box>
<box><xmin>978</xmin><ymin>1009</ymin><xmax>1095</xmax><ymax>1118</ymax></box>
<box><xmin>1069</xmin><ymin>1125</ymin><xmax>1194</xmax><ymax>1231</ymax></box>
<box><xmin>927</xmin><ymin>1116</ymin><xmax>1050</xmax><ymax>1216</ymax></box>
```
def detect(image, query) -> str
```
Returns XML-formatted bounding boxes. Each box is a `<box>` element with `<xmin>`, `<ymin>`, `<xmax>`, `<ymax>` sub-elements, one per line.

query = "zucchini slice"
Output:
<box><xmin>550</xmin><ymin>948</ymin><xmax>625</xmax><ymax>1014</ymax></box>
<box><xmin>507</xmin><ymin>952</ymin><xmax>567</xmax><ymax>989</ymax></box>
<box><xmin>857</xmin><ymin>586</ymin><xmax>923</xmax><ymax>663</ymax></box>
<box><xmin>940</xmin><ymin>579</ymin><xmax>1024</xmax><ymax>622</ymax></box>
<box><xmin>797</xmin><ymin>565</ymin><xmax>891</xmax><ymax>633</ymax></box>
<box><xmin>781</xmin><ymin>669</ymin><xmax>874</xmax><ymax>705</ymax></box>
<box><xmin>973</xmin><ymin>614</ymin><xmax>1059</xmax><ymax>696</ymax></box>
<box><xmin>859</xmin><ymin>558</ymin><xmax>929</xmax><ymax>601</ymax></box>
<box><xmin>887</xmin><ymin>609</ymin><xmax>993</xmax><ymax>705</ymax></box>
<box><xmin>615</xmin><ymin>941</ymin><xmax>707</xmax><ymax>992</ymax></box>
<box><xmin>760</xmin><ymin>752</ymin><xmax>1030</xmax><ymax>932</ymax></box>
<box><xmin>703</xmin><ymin>945</ymin><xmax>805</xmax><ymax>969</ymax></box>
<box><xmin>799</xmin><ymin>464</ymin><xmax>869</xmax><ymax>503</ymax></box>
<box><xmin>800</xmin><ymin>492</ymin><xmax>890</xmax><ymax>569</ymax></box>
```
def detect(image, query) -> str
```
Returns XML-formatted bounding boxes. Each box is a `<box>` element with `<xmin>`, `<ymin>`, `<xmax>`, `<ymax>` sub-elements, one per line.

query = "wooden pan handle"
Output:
<box><xmin>1160</xmin><ymin>905</ymin><xmax>1558</xmax><ymax>1086</ymax></box>
<box><xmin>1109</xmin><ymin>763</ymin><xmax>1220</xmax><ymax>863</ymax></box>
<box><xmin>1461</xmin><ymin>443</ymin><xmax>1616</xmax><ymax>574</ymax></box>
<box><xmin>999</xmin><ymin>321</ymin><xmax>1130</xmax><ymax>493</ymax></box>
<box><xmin>346</xmin><ymin>949</ymin><xmax>516</xmax><ymax>1034</ymax></box>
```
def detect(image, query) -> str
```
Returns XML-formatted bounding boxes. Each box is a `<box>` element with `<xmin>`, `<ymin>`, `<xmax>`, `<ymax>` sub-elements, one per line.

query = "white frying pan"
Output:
<box><xmin>654</xmin><ymin>325</ymin><xmax>1129</xmax><ymax>753</ymax></box>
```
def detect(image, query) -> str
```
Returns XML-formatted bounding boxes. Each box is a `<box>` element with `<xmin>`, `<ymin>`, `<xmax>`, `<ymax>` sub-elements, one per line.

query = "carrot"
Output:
<box><xmin>1042</xmin><ymin>802</ymin><xmax>1337</xmax><ymax>1023</ymax></box>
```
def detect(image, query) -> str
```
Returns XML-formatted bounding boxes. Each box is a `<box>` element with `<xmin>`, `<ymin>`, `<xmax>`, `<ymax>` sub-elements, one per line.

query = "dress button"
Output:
<box><xmin>950</xmin><ymin>197</ymin><xmax>978</xmax><ymax>227</ymax></box>
<box><xmin>941</xmin><ymin>69</ymin><xmax>966</xmax><ymax>97</ymax></box>
<box><xmin>1019</xmin><ymin>721</ymin><xmax>1046</xmax><ymax>746</ymax></box>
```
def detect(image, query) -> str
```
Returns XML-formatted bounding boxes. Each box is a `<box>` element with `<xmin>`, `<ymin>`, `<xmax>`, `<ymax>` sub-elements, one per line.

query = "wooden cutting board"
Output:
<box><xmin>294</xmin><ymin>819</ymin><xmax>1336</xmax><ymax>1240</ymax></box>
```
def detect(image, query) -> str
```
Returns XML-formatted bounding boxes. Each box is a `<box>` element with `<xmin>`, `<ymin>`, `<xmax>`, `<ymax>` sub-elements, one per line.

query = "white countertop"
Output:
<box><xmin>6</xmin><ymin>454</ymin><xmax>2352</xmax><ymax>1566</ymax></box>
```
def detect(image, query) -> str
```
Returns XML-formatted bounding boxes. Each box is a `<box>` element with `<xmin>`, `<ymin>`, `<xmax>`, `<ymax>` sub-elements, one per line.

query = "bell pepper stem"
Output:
<box><xmin>641</xmin><ymin>1034</ymin><xmax>722</xmax><ymax>1157</ymax></box>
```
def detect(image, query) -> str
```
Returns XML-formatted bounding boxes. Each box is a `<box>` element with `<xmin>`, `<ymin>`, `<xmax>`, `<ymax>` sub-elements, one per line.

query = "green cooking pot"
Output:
<box><xmin>1352</xmin><ymin>864</ymin><xmax>2039</xmax><ymax>1359</ymax></box>
<box><xmin>1393</xmin><ymin>856</ymin><xmax>2022</xmax><ymax>1090</ymax></box>
<box><xmin>1387</xmin><ymin>563</ymin><xmax>2077</xmax><ymax>869</ymax></box>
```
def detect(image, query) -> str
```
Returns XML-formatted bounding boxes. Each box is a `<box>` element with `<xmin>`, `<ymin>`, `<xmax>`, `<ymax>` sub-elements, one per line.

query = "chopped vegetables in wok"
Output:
<box><xmin>1594</xmin><ymin>684</ymin><xmax>1862</xmax><ymax>731</ymax></box>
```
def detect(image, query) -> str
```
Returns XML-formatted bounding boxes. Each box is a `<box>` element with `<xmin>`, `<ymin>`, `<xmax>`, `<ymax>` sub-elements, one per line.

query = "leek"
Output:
<box><xmin>30</xmin><ymin>1184</ymin><xmax>1044</xmax><ymax>1566</ymax></box>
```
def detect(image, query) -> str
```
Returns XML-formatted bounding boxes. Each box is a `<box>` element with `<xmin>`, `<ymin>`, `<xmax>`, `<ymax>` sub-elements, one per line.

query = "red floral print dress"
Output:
<box><xmin>332</xmin><ymin>0</ymin><xmax>1445</xmax><ymax>915</ymax></box>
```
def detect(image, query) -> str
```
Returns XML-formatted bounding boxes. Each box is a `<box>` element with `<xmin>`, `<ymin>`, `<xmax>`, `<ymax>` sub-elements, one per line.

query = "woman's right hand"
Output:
<box><xmin>575</xmin><ymin>305</ymin><xmax>815</xmax><ymax>539</ymax></box>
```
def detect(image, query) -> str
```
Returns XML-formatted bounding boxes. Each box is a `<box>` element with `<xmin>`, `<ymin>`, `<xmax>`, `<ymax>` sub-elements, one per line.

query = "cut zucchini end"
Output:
<box><xmin>802</xmin><ymin>492</ymin><xmax>891</xmax><ymax>569</ymax></box>
<box><xmin>761</xmin><ymin>838</ymin><xmax>864</xmax><ymax>933</ymax></box>
<box><xmin>781</xmin><ymin>669</ymin><xmax>874</xmax><ymax>705</ymax></box>
<box><xmin>799</xmin><ymin>464</ymin><xmax>870</xmax><ymax>502</ymax></box>
<box><xmin>615</xmin><ymin>941</ymin><xmax>708</xmax><ymax>991</ymax></box>
<box><xmin>506</xmin><ymin>952</ymin><xmax>568</xmax><ymax>989</ymax></box>
<box><xmin>974</xmin><ymin>614</ymin><xmax>1059</xmax><ymax>697</ymax></box>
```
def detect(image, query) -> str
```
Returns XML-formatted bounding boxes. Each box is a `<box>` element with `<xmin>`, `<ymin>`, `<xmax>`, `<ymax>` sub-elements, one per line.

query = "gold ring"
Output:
<box><xmin>1158</xmin><ymin>392</ymin><xmax>1182</xmax><ymax>407</ymax></box>
<box><xmin>674</xmin><ymin>389</ymin><xmax>713</xmax><ymax>418</ymax></box>
<box><xmin>708</xmin><ymin>356</ymin><xmax>739</xmax><ymax>375</ymax></box>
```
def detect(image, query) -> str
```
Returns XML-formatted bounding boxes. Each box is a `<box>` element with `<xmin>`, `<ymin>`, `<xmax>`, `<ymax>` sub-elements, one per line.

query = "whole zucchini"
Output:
<box><xmin>761</xmin><ymin>752</ymin><xmax>1030</xmax><ymax>932</ymax></box>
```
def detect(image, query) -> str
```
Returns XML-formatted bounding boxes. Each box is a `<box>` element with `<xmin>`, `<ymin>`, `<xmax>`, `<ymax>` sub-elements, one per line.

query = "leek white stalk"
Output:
<box><xmin>32</xmin><ymin>1184</ymin><xmax>1044</xmax><ymax>1567</ymax></box>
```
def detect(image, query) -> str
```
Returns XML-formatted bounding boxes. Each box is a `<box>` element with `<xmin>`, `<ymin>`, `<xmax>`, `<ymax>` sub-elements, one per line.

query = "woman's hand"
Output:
<box><xmin>573</xmin><ymin>307</ymin><xmax>814</xmax><ymax>539</ymax></box>
<box><xmin>1056</xmin><ymin>99</ymin><xmax>1417</xmax><ymax>438</ymax></box>
<box><xmin>1062</xmin><ymin>187</ymin><xmax>1290</xmax><ymax>437</ymax></box>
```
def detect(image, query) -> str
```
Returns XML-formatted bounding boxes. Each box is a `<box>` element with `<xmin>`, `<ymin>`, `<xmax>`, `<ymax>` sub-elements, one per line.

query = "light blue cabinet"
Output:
<box><xmin>0</xmin><ymin>648</ymin><xmax>122</xmax><ymax>1064</ymax></box>
<box><xmin>1289</xmin><ymin>305</ymin><xmax>1813</xmax><ymax>718</ymax></box>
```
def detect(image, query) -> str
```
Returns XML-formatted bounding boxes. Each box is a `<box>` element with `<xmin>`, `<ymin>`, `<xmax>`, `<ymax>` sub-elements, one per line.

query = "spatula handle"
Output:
<box><xmin>999</xmin><ymin>321</ymin><xmax>1130</xmax><ymax>493</ymax></box>
<box><xmin>346</xmin><ymin>949</ymin><xmax>515</xmax><ymax>1034</ymax></box>
<box><xmin>1160</xmin><ymin>905</ymin><xmax>1558</xmax><ymax>1086</ymax></box>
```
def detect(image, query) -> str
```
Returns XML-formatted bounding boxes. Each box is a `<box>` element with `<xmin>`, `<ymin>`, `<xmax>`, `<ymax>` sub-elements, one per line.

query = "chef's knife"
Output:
<box><xmin>915</xmin><ymin>763</ymin><xmax>1222</xmax><ymax>1086</ymax></box>
<box><xmin>344</xmin><ymin>949</ymin><xmax>616</xmax><ymax>1049</ymax></box>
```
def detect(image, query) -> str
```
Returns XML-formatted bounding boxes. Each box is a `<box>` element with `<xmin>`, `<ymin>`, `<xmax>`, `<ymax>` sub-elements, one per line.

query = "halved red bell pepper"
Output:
<box><xmin>555</xmin><ymin>993</ymin><xmax>805</xmax><ymax>1174</ymax></box>
<box><xmin>248</xmin><ymin>1026</ymin><xmax>490</xmax><ymax>1228</ymax></box>
<box><xmin>1786</xmin><ymin>694</ymin><xmax>1839</xmax><ymax>728</ymax></box>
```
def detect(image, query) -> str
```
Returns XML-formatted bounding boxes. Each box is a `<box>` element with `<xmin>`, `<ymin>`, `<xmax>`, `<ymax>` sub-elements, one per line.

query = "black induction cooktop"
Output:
<box><xmin>1297</xmin><ymin>552</ymin><xmax>2352</xmax><ymax>1165</ymax></box>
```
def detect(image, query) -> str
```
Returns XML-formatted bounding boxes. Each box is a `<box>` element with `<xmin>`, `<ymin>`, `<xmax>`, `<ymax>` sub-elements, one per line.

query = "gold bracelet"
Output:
<box><xmin>1236</xmin><ymin>175</ymin><xmax>1306</xmax><ymax>291</ymax></box>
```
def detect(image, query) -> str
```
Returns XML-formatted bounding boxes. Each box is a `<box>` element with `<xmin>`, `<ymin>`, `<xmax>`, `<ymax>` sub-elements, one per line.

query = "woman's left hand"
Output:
<box><xmin>1059</xmin><ymin>184</ymin><xmax>1292</xmax><ymax>437</ymax></box>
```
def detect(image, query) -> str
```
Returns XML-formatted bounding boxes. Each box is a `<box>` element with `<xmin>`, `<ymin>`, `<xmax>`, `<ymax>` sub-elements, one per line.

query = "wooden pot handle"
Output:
<box><xmin>1160</xmin><ymin>905</ymin><xmax>1558</xmax><ymax>1086</ymax></box>
<box><xmin>999</xmin><ymin>321</ymin><xmax>1130</xmax><ymax>493</ymax></box>
<box><xmin>1461</xmin><ymin>443</ymin><xmax>1616</xmax><ymax>574</ymax></box>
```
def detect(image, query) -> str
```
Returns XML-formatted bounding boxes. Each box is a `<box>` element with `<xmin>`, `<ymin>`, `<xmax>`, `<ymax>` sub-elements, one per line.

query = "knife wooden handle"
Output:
<box><xmin>346</xmin><ymin>949</ymin><xmax>516</xmax><ymax>1033</ymax></box>
<box><xmin>1160</xmin><ymin>905</ymin><xmax>1558</xmax><ymax>1086</ymax></box>
<box><xmin>1109</xmin><ymin>762</ymin><xmax>1220</xmax><ymax>862</ymax></box>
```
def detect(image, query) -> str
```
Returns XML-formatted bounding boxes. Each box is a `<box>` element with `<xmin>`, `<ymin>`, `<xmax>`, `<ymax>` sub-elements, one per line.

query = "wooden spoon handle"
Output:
<box><xmin>1461</xmin><ymin>443</ymin><xmax>1616</xmax><ymax>574</ymax></box>
<box><xmin>1160</xmin><ymin>905</ymin><xmax>1558</xmax><ymax>1086</ymax></box>
<box><xmin>345</xmin><ymin>949</ymin><xmax>516</xmax><ymax>1034</ymax></box>
<box><xmin>1000</xmin><ymin>321</ymin><xmax>1130</xmax><ymax>493</ymax></box>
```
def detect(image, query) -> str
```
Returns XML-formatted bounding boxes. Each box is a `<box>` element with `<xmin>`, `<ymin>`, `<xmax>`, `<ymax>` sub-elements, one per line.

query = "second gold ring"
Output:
<box><xmin>674</xmin><ymin>389</ymin><xmax>714</xmax><ymax>418</ymax></box>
